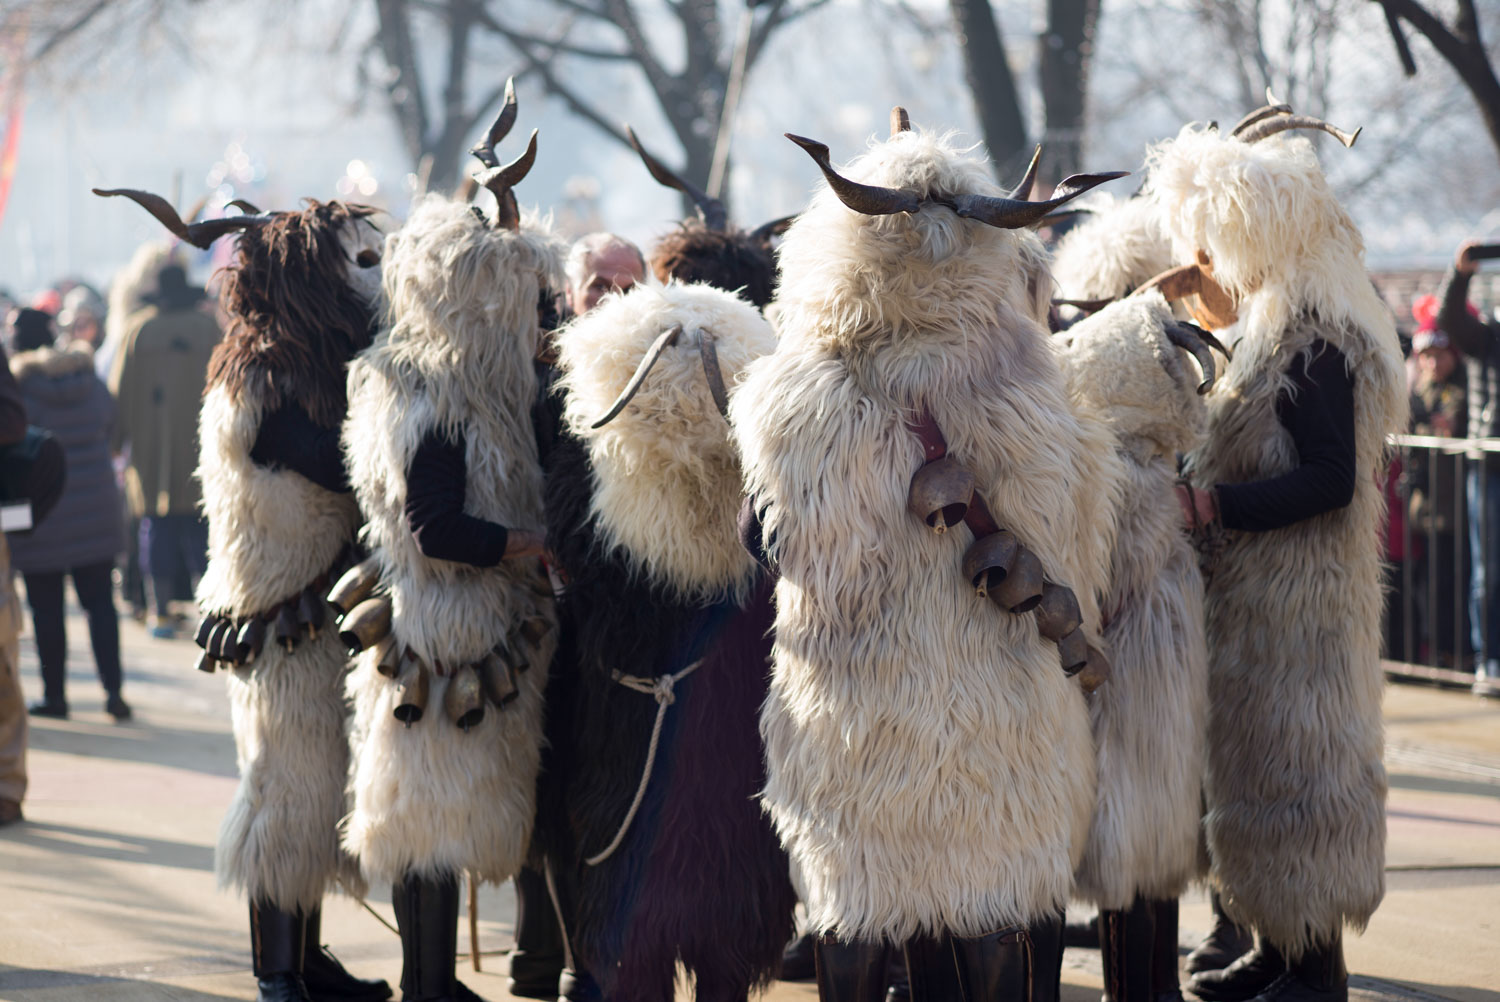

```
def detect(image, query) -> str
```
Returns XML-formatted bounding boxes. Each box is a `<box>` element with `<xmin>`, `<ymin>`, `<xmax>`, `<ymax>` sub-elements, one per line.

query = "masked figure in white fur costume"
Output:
<box><xmin>1054</xmin><ymin>299</ymin><xmax>1216</xmax><ymax>1002</ymax></box>
<box><xmin>1146</xmin><ymin>106</ymin><xmax>1404</xmax><ymax>1002</ymax></box>
<box><xmin>93</xmin><ymin>188</ymin><xmax>391</xmax><ymax>1002</ymax></box>
<box><xmin>731</xmin><ymin>109</ymin><xmax>1214</xmax><ymax>1002</ymax></box>
<box><xmin>538</xmin><ymin>281</ymin><xmax>795</xmax><ymax>1002</ymax></box>
<box><xmin>341</xmin><ymin>90</ymin><xmax>562</xmax><ymax>1002</ymax></box>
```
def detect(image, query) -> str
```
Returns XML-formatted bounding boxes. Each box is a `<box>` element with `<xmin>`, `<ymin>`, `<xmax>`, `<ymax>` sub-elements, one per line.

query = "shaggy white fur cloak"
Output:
<box><xmin>342</xmin><ymin>195</ymin><xmax>562</xmax><ymax>885</ymax></box>
<box><xmin>730</xmin><ymin>128</ymin><xmax>1126</xmax><ymax>942</ymax></box>
<box><xmin>555</xmin><ymin>282</ymin><xmax>775</xmax><ymax>603</ymax></box>
<box><xmin>1150</xmin><ymin>125</ymin><xmax>1406</xmax><ymax>956</ymax></box>
<box><xmin>1050</xmin><ymin>195</ymin><xmax>1175</xmax><ymax>306</ymax></box>
<box><xmin>1057</xmin><ymin>293</ymin><xmax>1209</xmax><ymax>908</ymax></box>
<box><xmin>197</xmin><ymin>380</ymin><xmax>365</xmax><ymax>910</ymax></box>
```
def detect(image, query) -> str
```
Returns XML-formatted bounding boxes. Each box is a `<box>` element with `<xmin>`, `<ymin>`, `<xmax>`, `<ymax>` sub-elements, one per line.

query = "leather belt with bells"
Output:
<box><xmin>905</xmin><ymin>405</ymin><xmax>1112</xmax><ymax>693</ymax></box>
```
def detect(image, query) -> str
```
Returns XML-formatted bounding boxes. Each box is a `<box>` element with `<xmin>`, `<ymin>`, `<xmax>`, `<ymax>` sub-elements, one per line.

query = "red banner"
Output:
<box><xmin>0</xmin><ymin>24</ymin><xmax>24</xmax><ymax>233</ymax></box>
<box><xmin>0</xmin><ymin>96</ymin><xmax>23</xmax><ymax>230</ymax></box>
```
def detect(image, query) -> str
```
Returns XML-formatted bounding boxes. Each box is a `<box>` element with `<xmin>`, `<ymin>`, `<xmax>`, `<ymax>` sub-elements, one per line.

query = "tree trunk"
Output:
<box><xmin>1037</xmin><ymin>0</ymin><xmax>1100</xmax><ymax>185</ymax></box>
<box><xmin>949</xmin><ymin>0</ymin><xmax>1029</xmax><ymax>179</ymax></box>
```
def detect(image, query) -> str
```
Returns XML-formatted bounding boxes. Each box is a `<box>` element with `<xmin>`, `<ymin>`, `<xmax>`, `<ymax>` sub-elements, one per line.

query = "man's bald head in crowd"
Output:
<box><xmin>566</xmin><ymin>233</ymin><xmax>647</xmax><ymax>315</ymax></box>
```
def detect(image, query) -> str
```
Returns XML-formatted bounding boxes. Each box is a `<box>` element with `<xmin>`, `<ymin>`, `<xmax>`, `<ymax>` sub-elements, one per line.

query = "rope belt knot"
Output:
<box><xmin>583</xmin><ymin>658</ymin><xmax>703</xmax><ymax>866</ymax></box>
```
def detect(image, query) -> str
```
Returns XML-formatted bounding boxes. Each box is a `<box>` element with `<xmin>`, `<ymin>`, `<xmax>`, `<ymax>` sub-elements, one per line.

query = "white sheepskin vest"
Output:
<box><xmin>555</xmin><ymin>282</ymin><xmax>775</xmax><ymax>603</ymax></box>
<box><xmin>1058</xmin><ymin>293</ymin><xmax>1210</xmax><ymax>907</ymax></box>
<box><xmin>197</xmin><ymin>383</ymin><xmax>360</xmax><ymax>614</ymax></box>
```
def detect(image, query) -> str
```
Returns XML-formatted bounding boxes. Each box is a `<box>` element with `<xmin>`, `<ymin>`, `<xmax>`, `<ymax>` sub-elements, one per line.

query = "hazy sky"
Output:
<box><xmin>3</xmin><ymin>0</ymin><xmax>1497</xmax><ymax>299</ymax></box>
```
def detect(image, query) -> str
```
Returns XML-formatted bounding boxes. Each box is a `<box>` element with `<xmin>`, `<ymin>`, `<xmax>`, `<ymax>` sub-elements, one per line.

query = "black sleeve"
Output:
<box><xmin>403</xmin><ymin>428</ymin><xmax>510</xmax><ymax>567</ymax></box>
<box><xmin>1215</xmin><ymin>341</ymin><xmax>1357</xmax><ymax>532</ymax></box>
<box><xmin>0</xmin><ymin>346</ymin><xmax>28</xmax><ymax>445</ymax></box>
<box><xmin>1437</xmin><ymin>268</ymin><xmax>1494</xmax><ymax>359</ymax></box>
<box><xmin>738</xmin><ymin>493</ymin><xmax>775</xmax><ymax>573</ymax></box>
<box><xmin>249</xmin><ymin>403</ymin><xmax>350</xmax><ymax>493</ymax></box>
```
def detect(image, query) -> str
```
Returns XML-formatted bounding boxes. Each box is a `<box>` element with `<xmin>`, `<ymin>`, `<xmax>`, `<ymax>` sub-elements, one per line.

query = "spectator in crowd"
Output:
<box><xmin>1406</xmin><ymin>297</ymin><xmax>1470</xmax><ymax>665</ymax></box>
<box><xmin>107</xmin><ymin>264</ymin><xmax>219</xmax><ymax>639</ymax></box>
<box><xmin>57</xmin><ymin>285</ymin><xmax>106</xmax><ymax>349</ymax></box>
<box><xmin>6</xmin><ymin>309</ymin><xmax>130</xmax><ymax>721</ymax></box>
<box><xmin>1437</xmin><ymin>242</ymin><xmax>1500</xmax><ymax>686</ymax></box>
<box><xmin>0</xmin><ymin>334</ymin><xmax>28</xmax><ymax>825</ymax></box>
<box><xmin>564</xmin><ymin>232</ymin><xmax>646</xmax><ymax>317</ymax></box>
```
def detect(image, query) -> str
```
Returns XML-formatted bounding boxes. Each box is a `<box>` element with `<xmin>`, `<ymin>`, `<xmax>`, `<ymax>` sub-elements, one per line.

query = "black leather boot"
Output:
<box><xmin>251</xmin><ymin>901</ymin><xmax>312</xmax><ymax>1002</ymax></box>
<box><xmin>1245</xmin><ymin>935</ymin><xmax>1347</xmax><ymax>1002</ymax></box>
<box><xmin>508</xmin><ymin>866</ymin><xmax>565</xmax><ymax>999</ymax></box>
<box><xmin>782</xmin><ymin>932</ymin><xmax>818</xmax><ymax>982</ymax></box>
<box><xmin>1184</xmin><ymin>892</ymin><xmax>1254</xmax><ymax>975</ymax></box>
<box><xmin>902</xmin><ymin>933</ymin><xmax>960</xmax><ymax>1002</ymax></box>
<box><xmin>302</xmin><ymin>905</ymin><xmax>392</xmax><ymax>1002</ymax></box>
<box><xmin>1028</xmin><ymin>913</ymin><xmax>1063</xmax><ymax>1002</ymax></box>
<box><xmin>949</xmin><ymin>926</ymin><xmax>1033</xmax><ymax>1002</ymax></box>
<box><xmin>814</xmin><ymin>934</ymin><xmax>891</xmax><ymax>1002</ymax></box>
<box><xmin>391</xmin><ymin>871</ymin><xmax>487</xmax><ymax>1002</ymax></box>
<box><xmin>1149</xmin><ymin>899</ymin><xmax>1183</xmax><ymax>1002</ymax></box>
<box><xmin>1099</xmin><ymin>899</ymin><xmax>1154</xmax><ymax>1002</ymax></box>
<box><xmin>1187</xmin><ymin>939</ymin><xmax>1285</xmax><ymax>1002</ymax></box>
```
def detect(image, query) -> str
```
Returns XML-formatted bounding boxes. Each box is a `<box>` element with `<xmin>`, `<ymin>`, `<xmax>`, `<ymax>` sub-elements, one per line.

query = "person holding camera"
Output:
<box><xmin>1438</xmin><ymin>241</ymin><xmax>1500</xmax><ymax>688</ymax></box>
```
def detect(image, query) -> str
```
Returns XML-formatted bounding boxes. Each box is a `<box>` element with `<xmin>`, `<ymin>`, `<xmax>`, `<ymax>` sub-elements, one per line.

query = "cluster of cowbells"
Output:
<box><xmin>192</xmin><ymin>551</ymin><xmax>358</xmax><ymax>674</ymax></box>
<box><xmin>327</xmin><ymin>558</ymin><xmax>552</xmax><ymax>733</ymax></box>
<box><xmin>908</xmin><ymin>456</ymin><xmax>1111</xmax><ymax>692</ymax></box>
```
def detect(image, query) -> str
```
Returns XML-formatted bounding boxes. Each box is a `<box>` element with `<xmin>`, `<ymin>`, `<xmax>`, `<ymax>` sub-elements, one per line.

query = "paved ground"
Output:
<box><xmin>1</xmin><ymin>603</ymin><xmax>1498</xmax><ymax>1001</ymax></box>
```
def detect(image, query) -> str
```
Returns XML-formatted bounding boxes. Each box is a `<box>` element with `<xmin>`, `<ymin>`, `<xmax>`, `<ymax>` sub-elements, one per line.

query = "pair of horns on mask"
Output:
<box><xmin>1226</xmin><ymin>87</ymin><xmax>1361</xmax><ymax>147</ymax></box>
<box><xmin>589</xmin><ymin>323</ymin><xmax>730</xmax><ymax>428</ymax></box>
<box><xmin>787</xmin><ymin>105</ymin><xmax>1130</xmax><ymax>227</ymax></box>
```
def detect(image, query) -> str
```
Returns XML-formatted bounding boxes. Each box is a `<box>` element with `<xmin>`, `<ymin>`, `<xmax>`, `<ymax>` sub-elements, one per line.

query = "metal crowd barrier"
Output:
<box><xmin>1385</xmin><ymin>432</ymin><xmax>1500</xmax><ymax>696</ymax></box>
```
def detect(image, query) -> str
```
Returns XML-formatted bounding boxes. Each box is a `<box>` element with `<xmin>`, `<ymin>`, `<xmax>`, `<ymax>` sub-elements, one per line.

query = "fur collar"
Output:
<box><xmin>10</xmin><ymin>342</ymin><xmax>96</xmax><ymax>381</ymax></box>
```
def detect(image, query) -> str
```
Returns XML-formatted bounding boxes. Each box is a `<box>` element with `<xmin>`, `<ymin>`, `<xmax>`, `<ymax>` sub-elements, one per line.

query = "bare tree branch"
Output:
<box><xmin>28</xmin><ymin>0</ymin><xmax>111</xmax><ymax>63</ymax></box>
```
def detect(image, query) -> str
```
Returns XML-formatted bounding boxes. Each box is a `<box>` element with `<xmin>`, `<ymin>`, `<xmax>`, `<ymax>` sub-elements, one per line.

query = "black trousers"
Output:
<box><xmin>23</xmin><ymin>560</ymin><xmax>123</xmax><ymax>705</ymax></box>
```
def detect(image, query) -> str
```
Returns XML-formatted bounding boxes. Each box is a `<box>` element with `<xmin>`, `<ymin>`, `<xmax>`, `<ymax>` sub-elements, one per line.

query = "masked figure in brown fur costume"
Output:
<box><xmin>1149</xmin><ymin>104</ymin><xmax>1405</xmax><ymax>1002</ymax></box>
<box><xmin>538</xmin><ymin>280</ymin><xmax>794</xmax><ymax>1002</ymax></box>
<box><xmin>729</xmin><ymin>110</ymin><xmax>1216</xmax><ymax>1002</ymax></box>
<box><xmin>339</xmin><ymin>88</ymin><xmax>562</xmax><ymax>1002</ymax></box>
<box><xmin>93</xmin><ymin>189</ymin><xmax>391</xmax><ymax>1002</ymax></box>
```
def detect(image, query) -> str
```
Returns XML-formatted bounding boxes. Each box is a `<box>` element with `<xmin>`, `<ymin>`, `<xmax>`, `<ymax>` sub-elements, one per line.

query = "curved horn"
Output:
<box><xmin>1166</xmin><ymin>322</ymin><xmax>1218</xmax><ymax>393</ymax></box>
<box><xmin>475</xmin><ymin>128</ymin><xmax>539</xmax><ymax>232</ymax></box>
<box><xmin>226</xmin><ymin>199</ymin><xmax>262</xmax><ymax>214</ymax></box>
<box><xmin>890</xmin><ymin>106</ymin><xmax>911</xmax><ymax>136</ymax></box>
<box><xmin>1237</xmin><ymin>114</ymin><xmax>1361</xmax><ymax>148</ymax></box>
<box><xmin>695</xmin><ymin>329</ymin><xmax>731</xmax><ymax>419</ymax></box>
<box><xmin>785</xmin><ymin>133</ymin><xmax>920</xmax><ymax>216</ymax></box>
<box><xmin>748</xmin><ymin>214</ymin><xmax>796</xmax><ymax>244</ymax></box>
<box><xmin>1052</xmin><ymin>296</ymin><xmax>1115</xmax><ymax>313</ymax></box>
<box><xmin>626</xmin><ymin>124</ymin><xmax>727</xmax><ymax>231</ymax></box>
<box><xmin>470</xmin><ymin>77</ymin><xmax>518</xmax><ymax>169</ymax></box>
<box><xmin>1135</xmin><ymin>262</ymin><xmax>1204</xmax><ymax>302</ymax></box>
<box><xmin>1008</xmin><ymin>145</ymin><xmax>1042</xmax><ymax>200</ymax></box>
<box><xmin>1230</xmin><ymin>102</ymin><xmax>1293</xmax><ymax>137</ymax></box>
<box><xmin>947</xmin><ymin>170</ymin><xmax>1129</xmax><ymax>230</ymax></box>
<box><xmin>93</xmin><ymin>188</ymin><xmax>191</xmax><ymax>241</ymax></box>
<box><xmin>590</xmin><ymin>324</ymin><xmax>684</xmax><ymax>428</ymax></box>
<box><xmin>93</xmin><ymin>188</ymin><xmax>273</xmax><ymax>248</ymax></box>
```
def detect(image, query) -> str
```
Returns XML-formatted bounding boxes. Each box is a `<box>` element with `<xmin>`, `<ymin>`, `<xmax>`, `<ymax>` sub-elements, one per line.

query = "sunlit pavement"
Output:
<box><xmin>1</xmin><ymin>604</ymin><xmax>1497</xmax><ymax>1001</ymax></box>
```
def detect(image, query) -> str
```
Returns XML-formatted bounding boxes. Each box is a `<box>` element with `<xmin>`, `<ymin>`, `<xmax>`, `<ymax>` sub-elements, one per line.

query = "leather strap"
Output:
<box><xmin>907</xmin><ymin>406</ymin><xmax>1001</xmax><ymax>537</ymax></box>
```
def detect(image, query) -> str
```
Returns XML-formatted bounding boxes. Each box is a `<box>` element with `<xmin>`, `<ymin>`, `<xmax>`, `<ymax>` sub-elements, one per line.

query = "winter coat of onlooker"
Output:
<box><xmin>0</xmin><ymin>339</ymin><xmax>29</xmax><ymax>825</ymax></box>
<box><xmin>7</xmin><ymin>308</ymin><xmax>130</xmax><ymax>721</ymax></box>
<box><xmin>107</xmin><ymin>264</ymin><xmax>219</xmax><ymax>636</ymax></box>
<box><xmin>1437</xmin><ymin>242</ymin><xmax>1500</xmax><ymax>684</ymax></box>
